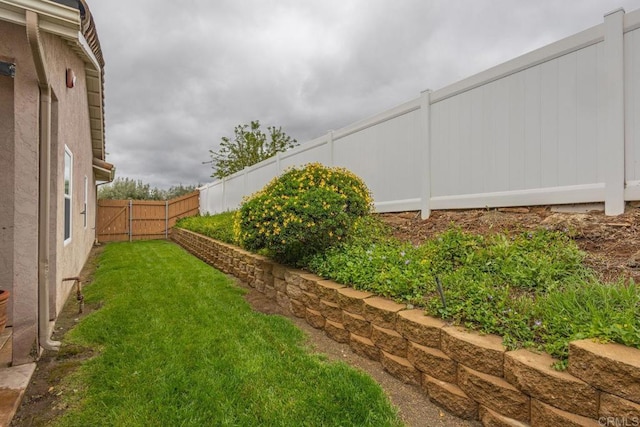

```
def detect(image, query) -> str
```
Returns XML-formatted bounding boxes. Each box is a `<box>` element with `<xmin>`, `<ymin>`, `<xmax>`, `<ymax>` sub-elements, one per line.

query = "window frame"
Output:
<box><xmin>64</xmin><ymin>145</ymin><xmax>73</xmax><ymax>245</ymax></box>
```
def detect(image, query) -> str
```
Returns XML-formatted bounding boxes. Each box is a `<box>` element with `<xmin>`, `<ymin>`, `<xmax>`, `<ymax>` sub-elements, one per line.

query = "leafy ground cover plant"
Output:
<box><xmin>308</xmin><ymin>220</ymin><xmax>639</xmax><ymax>360</ymax></box>
<box><xmin>234</xmin><ymin>163</ymin><xmax>372</xmax><ymax>264</ymax></box>
<box><xmin>56</xmin><ymin>241</ymin><xmax>402</xmax><ymax>426</ymax></box>
<box><xmin>177</xmin><ymin>211</ymin><xmax>236</xmax><ymax>244</ymax></box>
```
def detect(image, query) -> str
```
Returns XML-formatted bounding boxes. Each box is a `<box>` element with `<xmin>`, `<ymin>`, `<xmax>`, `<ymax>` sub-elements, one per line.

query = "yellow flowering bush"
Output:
<box><xmin>235</xmin><ymin>163</ymin><xmax>373</xmax><ymax>264</ymax></box>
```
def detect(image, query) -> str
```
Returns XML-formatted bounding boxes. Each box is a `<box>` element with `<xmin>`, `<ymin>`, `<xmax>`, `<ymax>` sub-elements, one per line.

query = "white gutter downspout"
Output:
<box><xmin>26</xmin><ymin>10</ymin><xmax>61</xmax><ymax>352</ymax></box>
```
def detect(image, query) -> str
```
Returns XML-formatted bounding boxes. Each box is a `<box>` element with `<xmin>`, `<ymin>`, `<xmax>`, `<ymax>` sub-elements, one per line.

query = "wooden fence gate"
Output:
<box><xmin>97</xmin><ymin>191</ymin><xmax>200</xmax><ymax>243</ymax></box>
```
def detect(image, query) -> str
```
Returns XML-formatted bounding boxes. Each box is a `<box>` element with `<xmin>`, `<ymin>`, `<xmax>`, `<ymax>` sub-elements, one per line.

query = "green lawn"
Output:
<box><xmin>56</xmin><ymin>240</ymin><xmax>402</xmax><ymax>427</ymax></box>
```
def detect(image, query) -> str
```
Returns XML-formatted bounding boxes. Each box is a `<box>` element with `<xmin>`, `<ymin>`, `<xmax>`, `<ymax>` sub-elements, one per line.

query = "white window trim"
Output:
<box><xmin>83</xmin><ymin>175</ymin><xmax>88</xmax><ymax>229</ymax></box>
<box><xmin>64</xmin><ymin>145</ymin><xmax>73</xmax><ymax>245</ymax></box>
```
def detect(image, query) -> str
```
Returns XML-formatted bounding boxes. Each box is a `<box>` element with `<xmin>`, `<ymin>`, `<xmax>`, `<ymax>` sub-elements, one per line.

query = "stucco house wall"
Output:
<box><xmin>41</xmin><ymin>30</ymin><xmax>99</xmax><ymax>314</ymax></box>
<box><xmin>0</xmin><ymin>19</ymin><xmax>41</xmax><ymax>365</ymax></box>
<box><xmin>0</xmin><ymin>0</ymin><xmax>111</xmax><ymax>366</ymax></box>
<box><xmin>0</xmin><ymin>64</ymin><xmax>16</xmax><ymax>329</ymax></box>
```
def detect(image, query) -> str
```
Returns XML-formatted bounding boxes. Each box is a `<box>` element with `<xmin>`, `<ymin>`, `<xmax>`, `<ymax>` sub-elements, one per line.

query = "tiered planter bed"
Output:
<box><xmin>172</xmin><ymin>228</ymin><xmax>640</xmax><ymax>426</ymax></box>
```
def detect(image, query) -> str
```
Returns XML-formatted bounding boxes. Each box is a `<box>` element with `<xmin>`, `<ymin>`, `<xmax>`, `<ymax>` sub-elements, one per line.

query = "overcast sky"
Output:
<box><xmin>88</xmin><ymin>0</ymin><xmax>640</xmax><ymax>189</ymax></box>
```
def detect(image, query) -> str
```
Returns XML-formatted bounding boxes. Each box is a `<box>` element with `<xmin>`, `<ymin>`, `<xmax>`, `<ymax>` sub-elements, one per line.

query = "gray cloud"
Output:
<box><xmin>89</xmin><ymin>0</ymin><xmax>640</xmax><ymax>189</ymax></box>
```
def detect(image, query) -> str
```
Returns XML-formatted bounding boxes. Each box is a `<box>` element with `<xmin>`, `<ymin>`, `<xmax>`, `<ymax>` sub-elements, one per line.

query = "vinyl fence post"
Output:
<box><xmin>328</xmin><ymin>130</ymin><xmax>334</xmax><ymax>166</ymax></box>
<box><xmin>603</xmin><ymin>8</ymin><xmax>625</xmax><ymax>215</ymax></box>
<box><xmin>420</xmin><ymin>89</ymin><xmax>432</xmax><ymax>219</ymax></box>
<box><xmin>222</xmin><ymin>178</ymin><xmax>226</xmax><ymax>213</ymax></box>
<box><xmin>243</xmin><ymin>168</ymin><xmax>248</xmax><ymax>207</ymax></box>
<box><xmin>198</xmin><ymin>185</ymin><xmax>205</xmax><ymax>216</ymax></box>
<box><xmin>205</xmin><ymin>184</ymin><xmax>211</xmax><ymax>215</ymax></box>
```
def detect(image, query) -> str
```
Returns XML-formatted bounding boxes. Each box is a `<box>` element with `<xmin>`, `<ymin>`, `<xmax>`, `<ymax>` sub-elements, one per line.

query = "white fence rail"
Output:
<box><xmin>200</xmin><ymin>8</ymin><xmax>640</xmax><ymax>218</ymax></box>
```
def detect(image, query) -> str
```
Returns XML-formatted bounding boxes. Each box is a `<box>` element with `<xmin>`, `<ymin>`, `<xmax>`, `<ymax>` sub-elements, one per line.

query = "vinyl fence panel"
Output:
<box><xmin>280</xmin><ymin>137</ymin><xmax>332</xmax><ymax>169</ymax></box>
<box><xmin>332</xmin><ymin>99</ymin><xmax>422</xmax><ymax>212</ymax></box>
<box><xmin>223</xmin><ymin>173</ymin><xmax>247</xmax><ymax>211</ymax></box>
<box><xmin>625</xmin><ymin>14</ymin><xmax>640</xmax><ymax>199</ymax></box>
<box><xmin>246</xmin><ymin>158</ymin><xmax>278</xmax><ymax>196</ymax></box>
<box><xmin>429</xmin><ymin>23</ymin><xmax>607</xmax><ymax>209</ymax></box>
<box><xmin>199</xmin><ymin>7</ymin><xmax>640</xmax><ymax>218</ymax></box>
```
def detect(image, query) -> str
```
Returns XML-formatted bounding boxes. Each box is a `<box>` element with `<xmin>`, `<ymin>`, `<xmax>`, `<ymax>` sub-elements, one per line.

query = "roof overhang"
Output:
<box><xmin>0</xmin><ymin>0</ymin><xmax>107</xmax><ymax>161</ymax></box>
<box><xmin>0</xmin><ymin>0</ymin><xmax>80</xmax><ymax>38</ymax></box>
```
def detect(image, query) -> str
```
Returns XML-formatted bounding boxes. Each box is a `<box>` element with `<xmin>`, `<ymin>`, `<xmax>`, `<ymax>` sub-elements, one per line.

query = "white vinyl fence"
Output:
<box><xmin>201</xmin><ymin>8</ymin><xmax>640</xmax><ymax>218</ymax></box>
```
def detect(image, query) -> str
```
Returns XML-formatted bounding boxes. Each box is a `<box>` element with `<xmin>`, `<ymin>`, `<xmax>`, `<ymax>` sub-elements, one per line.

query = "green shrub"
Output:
<box><xmin>234</xmin><ymin>163</ymin><xmax>372</xmax><ymax>264</ymax></box>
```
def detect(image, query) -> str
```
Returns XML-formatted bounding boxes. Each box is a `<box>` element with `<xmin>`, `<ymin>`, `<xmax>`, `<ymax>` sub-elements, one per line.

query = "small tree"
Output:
<box><xmin>98</xmin><ymin>178</ymin><xmax>157</xmax><ymax>200</ymax></box>
<box><xmin>209</xmin><ymin>120</ymin><xmax>298</xmax><ymax>180</ymax></box>
<box><xmin>164</xmin><ymin>184</ymin><xmax>198</xmax><ymax>199</ymax></box>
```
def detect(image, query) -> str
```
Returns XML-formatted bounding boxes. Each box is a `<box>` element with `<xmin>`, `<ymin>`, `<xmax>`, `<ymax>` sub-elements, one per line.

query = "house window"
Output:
<box><xmin>64</xmin><ymin>146</ymin><xmax>73</xmax><ymax>244</ymax></box>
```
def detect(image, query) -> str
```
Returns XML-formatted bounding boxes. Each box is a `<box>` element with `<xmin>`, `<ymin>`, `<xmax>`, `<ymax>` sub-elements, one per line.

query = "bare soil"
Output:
<box><xmin>379</xmin><ymin>205</ymin><xmax>640</xmax><ymax>284</ymax></box>
<box><xmin>12</xmin><ymin>204</ymin><xmax>640</xmax><ymax>426</ymax></box>
<box><xmin>11</xmin><ymin>246</ymin><xmax>103</xmax><ymax>427</ymax></box>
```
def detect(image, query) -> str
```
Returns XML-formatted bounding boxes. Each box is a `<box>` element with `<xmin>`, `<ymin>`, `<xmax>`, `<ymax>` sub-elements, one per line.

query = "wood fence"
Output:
<box><xmin>97</xmin><ymin>191</ymin><xmax>200</xmax><ymax>242</ymax></box>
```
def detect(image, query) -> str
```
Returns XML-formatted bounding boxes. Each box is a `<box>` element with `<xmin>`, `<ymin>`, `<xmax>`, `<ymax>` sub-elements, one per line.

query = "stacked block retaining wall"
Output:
<box><xmin>172</xmin><ymin>228</ymin><xmax>640</xmax><ymax>426</ymax></box>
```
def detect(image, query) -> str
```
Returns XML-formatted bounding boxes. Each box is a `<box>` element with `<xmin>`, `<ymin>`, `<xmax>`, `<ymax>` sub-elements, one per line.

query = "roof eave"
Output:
<box><xmin>72</xmin><ymin>32</ymin><xmax>104</xmax><ymax>160</ymax></box>
<box><xmin>0</xmin><ymin>0</ymin><xmax>80</xmax><ymax>39</ymax></box>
